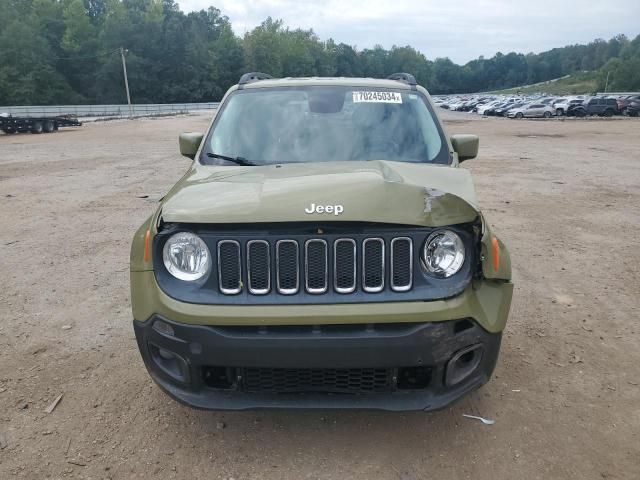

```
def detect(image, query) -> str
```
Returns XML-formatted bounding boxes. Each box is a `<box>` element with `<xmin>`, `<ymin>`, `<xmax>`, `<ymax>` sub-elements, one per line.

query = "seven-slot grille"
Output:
<box><xmin>216</xmin><ymin>236</ymin><xmax>413</xmax><ymax>295</ymax></box>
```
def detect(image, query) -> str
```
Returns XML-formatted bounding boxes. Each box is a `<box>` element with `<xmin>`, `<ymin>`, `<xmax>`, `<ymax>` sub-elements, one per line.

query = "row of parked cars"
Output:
<box><xmin>434</xmin><ymin>94</ymin><xmax>640</xmax><ymax>119</ymax></box>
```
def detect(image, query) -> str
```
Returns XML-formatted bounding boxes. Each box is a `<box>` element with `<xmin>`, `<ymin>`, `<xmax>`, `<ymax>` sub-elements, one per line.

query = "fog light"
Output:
<box><xmin>148</xmin><ymin>343</ymin><xmax>189</xmax><ymax>383</ymax></box>
<box><xmin>158</xmin><ymin>348</ymin><xmax>175</xmax><ymax>360</ymax></box>
<box><xmin>445</xmin><ymin>344</ymin><xmax>484</xmax><ymax>387</ymax></box>
<box><xmin>153</xmin><ymin>319</ymin><xmax>175</xmax><ymax>337</ymax></box>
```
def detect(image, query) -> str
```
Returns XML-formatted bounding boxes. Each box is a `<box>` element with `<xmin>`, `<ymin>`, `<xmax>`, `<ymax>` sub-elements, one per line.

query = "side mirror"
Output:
<box><xmin>179</xmin><ymin>132</ymin><xmax>204</xmax><ymax>159</ymax></box>
<box><xmin>451</xmin><ymin>134</ymin><xmax>479</xmax><ymax>162</ymax></box>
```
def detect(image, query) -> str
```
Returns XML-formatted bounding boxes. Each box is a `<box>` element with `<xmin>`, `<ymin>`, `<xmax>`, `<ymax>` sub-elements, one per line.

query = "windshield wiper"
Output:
<box><xmin>206</xmin><ymin>152</ymin><xmax>257</xmax><ymax>166</ymax></box>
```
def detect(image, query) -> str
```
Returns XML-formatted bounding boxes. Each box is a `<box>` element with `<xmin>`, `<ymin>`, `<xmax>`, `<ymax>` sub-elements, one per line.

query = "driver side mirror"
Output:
<box><xmin>451</xmin><ymin>134</ymin><xmax>479</xmax><ymax>162</ymax></box>
<box><xmin>179</xmin><ymin>132</ymin><xmax>204</xmax><ymax>159</ymax></box>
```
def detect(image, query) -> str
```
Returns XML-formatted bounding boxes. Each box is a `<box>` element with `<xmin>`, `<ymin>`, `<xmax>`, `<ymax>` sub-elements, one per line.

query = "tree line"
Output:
<box><xmin>1</xmin><ymin>0</ymin><xmax>639</xmax><ymax>106</ymax></box>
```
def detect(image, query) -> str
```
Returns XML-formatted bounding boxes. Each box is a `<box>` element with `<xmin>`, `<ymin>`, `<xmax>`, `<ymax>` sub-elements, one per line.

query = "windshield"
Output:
<box><xmin>202</xmin><ymin>86</ymin><xmax>449</xmax><ymax>165</ymax></box>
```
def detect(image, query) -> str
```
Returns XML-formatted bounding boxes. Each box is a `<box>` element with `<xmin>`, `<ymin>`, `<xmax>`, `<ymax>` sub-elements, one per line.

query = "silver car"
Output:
<box><xmin>507</xmin><ymin>103</ymin><xmax>554</xmax><ymax>119</ymax></box>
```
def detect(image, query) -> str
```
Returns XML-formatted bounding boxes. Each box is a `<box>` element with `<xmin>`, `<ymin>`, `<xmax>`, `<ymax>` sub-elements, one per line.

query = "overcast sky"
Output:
<box><xmin>175</xmin><ymin>0</ymin><xmax>639</xmax><ymax>64</ymax></box>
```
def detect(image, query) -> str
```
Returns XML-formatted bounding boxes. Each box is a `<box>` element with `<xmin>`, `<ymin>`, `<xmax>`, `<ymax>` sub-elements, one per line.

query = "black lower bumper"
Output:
<box><xmin>133</xmin><ymin>316</ymin><xmax>501</xmax><ymax>411</ymax></box>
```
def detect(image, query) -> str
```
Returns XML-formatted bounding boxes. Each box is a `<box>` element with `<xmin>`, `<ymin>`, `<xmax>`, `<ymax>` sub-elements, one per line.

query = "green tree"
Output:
<box><xmin>597</xmin><ymin>35</ymin><xmax>640</xmax><ymax>91</ymax></box>
<box><xmin>0</xmin><ymin>21</ymin><xmax>79</xmax><ymax>105</ymax></box>
<box><xmin>333</xmin><ymin>43</ymin><xmax>361</xmax><ymax>77</ymax></box>
<box><xmin>1</xmin><ymin>1</ymin><xmax>638</xmax><ymax>105</ymax></box>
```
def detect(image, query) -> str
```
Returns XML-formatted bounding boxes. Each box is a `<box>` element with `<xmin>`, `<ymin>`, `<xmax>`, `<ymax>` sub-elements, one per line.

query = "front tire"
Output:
<box><xmin>543</xmin><ymin>111</ymin><xmax>551</xmax><ymax>118</ymax></box>
<box><xmin>556</xmin><ymin>108</ymin><xmax>564</xmax><ymax>116</ymax></box>
<box><xmin>516</xmin><ymin>112</ymin><xmax>523</xmax><ymax>119</ymax></box>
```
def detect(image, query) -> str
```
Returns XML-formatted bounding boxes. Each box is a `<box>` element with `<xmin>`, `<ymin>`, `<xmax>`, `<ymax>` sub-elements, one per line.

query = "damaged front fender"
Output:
<box><xmin>480</xmin><ymin>217</ymin><xmax>512</xmax><ymax>281</ymax></box>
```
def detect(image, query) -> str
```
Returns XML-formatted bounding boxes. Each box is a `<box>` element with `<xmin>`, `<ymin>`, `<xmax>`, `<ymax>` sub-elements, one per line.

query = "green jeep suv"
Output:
<box><xmin>130</xmin><ymin>72</ymin><xmax>513</xmax><ymax>411</ymax></box>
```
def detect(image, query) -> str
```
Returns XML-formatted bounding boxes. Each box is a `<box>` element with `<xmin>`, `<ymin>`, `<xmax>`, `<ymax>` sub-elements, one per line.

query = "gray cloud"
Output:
<box><xmin>176</xmin><ymin>0</ymin><xmax>640</xmax><ymax>63</ymax></box>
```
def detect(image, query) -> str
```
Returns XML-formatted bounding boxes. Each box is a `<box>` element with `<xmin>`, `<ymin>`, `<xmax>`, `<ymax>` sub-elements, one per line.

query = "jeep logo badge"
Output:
<box><xmin>305</xmin><ymin>203</ymin><xmax>344</xmax><ymax>215</ymax></box>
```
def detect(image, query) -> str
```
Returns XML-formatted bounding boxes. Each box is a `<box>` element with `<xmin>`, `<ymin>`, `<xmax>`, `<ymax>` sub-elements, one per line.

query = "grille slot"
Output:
<box><xmin>362</xmin><ymin>238</ymin><xmax>385</xmax><ymax>293</ymax></box>
<box><xmin>247</xmin><ymin>240</ymin><xmax>270</xmax><ymax>294</ymax></box>
<box><xmin>276</xmin><ymin>240</ymin><xmax>299</xmax><ymax>294</ymax></box>
<box><xmin>217</xmin><ymin>240</ymin><xmax>241</xmax><ymax>294</ymax></box>
<box><xmin>305</xmin><ymin>239</ymin><xmax>328</xmax><ymax>293</ymax></box>
<box><xmin>391</xmin><ymin>237</ymin><xmax>413</xmax><ymax>291</ymax></box>
<box><xmin>334</xmin><ymin>239</ymin><xmax>356</xmax><ymax>293</ymax></box>
<box><xmin>241</xmin><ymin>367</ymin><xmax>392</xmax><ymax>393</ymax></box>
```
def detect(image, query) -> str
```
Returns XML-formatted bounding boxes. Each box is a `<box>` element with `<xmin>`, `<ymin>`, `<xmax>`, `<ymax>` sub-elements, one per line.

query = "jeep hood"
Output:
<box><xmin>160</xmin><ymin>161</ymin><xmax>481</xmax><ymax>227</ymax></box>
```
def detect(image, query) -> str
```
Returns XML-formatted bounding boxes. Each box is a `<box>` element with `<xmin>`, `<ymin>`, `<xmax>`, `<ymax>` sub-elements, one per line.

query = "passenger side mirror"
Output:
<box><xmin>179</xmin><ymin>132</ymin><xmax>204</xmax><ymax>159</ymax></box>
<box><xmin>450</xmin><ymin>134</ymin><xmax>479</xmax><ymax>162</ymax></box>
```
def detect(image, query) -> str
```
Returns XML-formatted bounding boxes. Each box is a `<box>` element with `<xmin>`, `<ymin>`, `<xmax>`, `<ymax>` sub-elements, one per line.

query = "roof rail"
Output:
<box><xmin>387</xmin><ymin>73</ymin><xmax>417</xmax><ymax>85</ymax></box>
<box><xmin>238</xmin><ymin>72</ymin><xmax>273</xmax><ymax>85</ymax></box>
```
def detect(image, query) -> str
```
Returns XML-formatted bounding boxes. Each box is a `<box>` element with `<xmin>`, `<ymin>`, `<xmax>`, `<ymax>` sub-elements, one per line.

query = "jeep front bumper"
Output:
<box><xmin>134</xmin><ymin>315</ymin><xmax>501</xmax><ymax>411</ymax></box>
<box><xmin>131</xmin><ymin>270</ymin><xmax>512</xmax><ymax>410</ymax></box>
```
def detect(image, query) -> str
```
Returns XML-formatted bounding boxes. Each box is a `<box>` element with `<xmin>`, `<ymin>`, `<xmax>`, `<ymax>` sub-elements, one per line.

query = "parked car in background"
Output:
<box><xmin>433</xmin><ymin>92</ymin><xmax>637</xmax><ymax>120</ymax></box>
<box><xmin>567</xmin><ymin>97</ymin><xmax>618</xmax><ymax>117</ymax></box>
<box><xmin>481</xmin><ymin>102</ymin><xmax>502</xmax><ymax>116</ymax></box>
<box><xmin>495</xmin><ymin>102</ymin><xmax>524</xmax><ymax>116</ymax></box>
<box><xmin>553</xmin><ymin>98</ymin><xmax>584</xmax><ymax>116</ymax></box>
<box><xmin>477</xmin><ymin>101</ymin><xmax>502</xmax><ymax>115</ymax></box>
<box><xmin>617</xmin><ymin>95</ymin><xmax>640</xmax><ymax>115</ymax></box>
<box><xmin>455</xmin><ymin>100</ymin><xmax>473</xmax><ymax>111</ymax></box>
<box><xmin>460</xmin><ymin>100</ymin><xmax>485</xmax><ymax>112</ymax></box>
<box><xmin>484</xmin><ymin>100</ymin><xmax>517</xmax><ymax>116</ymax></box>
<box><xmin>507</xmin><ymin>103</ymin><xmax>554</xmax><ymax>118</ymax></box>
<box><xmin>472</xmin><ymin>102</ymin><xmax>491</xmax><ymax>113</ymax></box>
<box><xmin>623</xmin><ymin>100</ymin><xmax>640</xmax><ymax>117</ymax></box>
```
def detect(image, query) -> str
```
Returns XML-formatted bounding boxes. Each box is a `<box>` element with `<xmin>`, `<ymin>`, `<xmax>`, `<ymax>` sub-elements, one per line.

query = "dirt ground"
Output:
<box><xmin>1</xmin><ymin>109</ymin><xmax>639</xmax><ymax>480</ymax></box>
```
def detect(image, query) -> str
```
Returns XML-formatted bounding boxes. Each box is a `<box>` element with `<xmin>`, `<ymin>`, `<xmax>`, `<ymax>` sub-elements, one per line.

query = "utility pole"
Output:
<box><xmin>604</xmin><ymin>71</ymin><xmax>610</xmax><ymax>93</ymax></box>
<box><xmin>120</xmin><ymin>47</ymin><xmax>133</xmax><ymax>118</ymax></box>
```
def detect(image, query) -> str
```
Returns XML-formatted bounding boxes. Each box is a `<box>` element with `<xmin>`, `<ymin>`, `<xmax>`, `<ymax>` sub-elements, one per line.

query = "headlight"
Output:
<box><xmin>162</xmin><ymin>232</ymin><xmax>211</xmax><ymax>281</ymax></box>
<box><xmin>422</xmin><ymin>230</ymin><xmax>465</xmax><ymax>277</ymax></box>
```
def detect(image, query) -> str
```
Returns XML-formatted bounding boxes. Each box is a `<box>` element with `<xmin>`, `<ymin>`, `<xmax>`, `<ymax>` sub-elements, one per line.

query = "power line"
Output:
<box><xmin>1</xmin><ymin>47</ymin><xmax>122</xmax><ymax>60</ymax></box>
<box><xmin>53</xmin><ymin>48</ymin><xmax>121</xmax><ymax>61</ymax></box>
<box><xmin>52</xmin><ymin>47</ymin><xmax>134</xmax><ymax>114</ymax></box>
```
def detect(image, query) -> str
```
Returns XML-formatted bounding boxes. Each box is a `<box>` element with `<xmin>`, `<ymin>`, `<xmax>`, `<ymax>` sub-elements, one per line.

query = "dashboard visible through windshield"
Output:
<box><xmin>201</xmin><ymin>86</ymin><xmax>450</xmax><ymax>166</ymax></box>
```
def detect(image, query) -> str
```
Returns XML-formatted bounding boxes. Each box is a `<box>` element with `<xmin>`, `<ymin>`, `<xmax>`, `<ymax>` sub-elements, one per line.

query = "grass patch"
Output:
<box><xmin>492</xmin><ymin>72</ymin><xmax>599</xmax><ymax>95</ymax></box>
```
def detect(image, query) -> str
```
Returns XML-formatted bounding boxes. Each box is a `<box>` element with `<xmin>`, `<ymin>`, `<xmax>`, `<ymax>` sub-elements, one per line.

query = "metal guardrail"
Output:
<box><xmin>596</xmin><ymin>92</ymin><xmax>640</xmax><ymax>96</ymax></box>
<box><xmin>0</xmin><ymin>103</ymin><xmax>219</xmax><ymax>118</ymax></box>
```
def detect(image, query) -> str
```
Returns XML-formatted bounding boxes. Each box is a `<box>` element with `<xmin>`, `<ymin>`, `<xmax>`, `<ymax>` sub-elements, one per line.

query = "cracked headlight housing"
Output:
<box><xmin>162</xmin><ymin>232</ymin><xmax>211</xmax><ymax>281</ymax></box>
<box><xmin>422</xmin><ymin>230</ymin><xmax>465</xmax><ymax>278</ymax></box>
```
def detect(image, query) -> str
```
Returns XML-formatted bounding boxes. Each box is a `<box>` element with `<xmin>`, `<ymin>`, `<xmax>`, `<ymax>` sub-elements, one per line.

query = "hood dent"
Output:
<box><xmin>161</xmin><ymin>161</ymin><xmax>481</xmax><ymax>227</ymax></box>
<box><xmin>424</xmin><ymin>187</ymin><xmax>447</xmax><ymax>213</ymax></box>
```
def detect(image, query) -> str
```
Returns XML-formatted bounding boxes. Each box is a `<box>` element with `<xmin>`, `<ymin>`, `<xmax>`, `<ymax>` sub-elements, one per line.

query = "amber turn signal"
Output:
<box><xmin>144</xmin><ymin>229</ymin><xmax>151</xmax><ymax>263</ymax></box>
<box><xmin>491</xmin><ymin>236</ymin><xmax>500</xmax><ymax>272</ymax></box>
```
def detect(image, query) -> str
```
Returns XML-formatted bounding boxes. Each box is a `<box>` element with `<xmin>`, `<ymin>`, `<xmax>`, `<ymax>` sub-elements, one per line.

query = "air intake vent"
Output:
<box><xmin>363</xmin><ymin>238</ymin><xmax>384</xmax><ymax>292</ymax></box>
<box><xmin>276</xmin><ymin>240</ymin><xmax>299</xmax><ymax>294</ymax></box>
<box><xmin>305</xmin><ymin>239</ymin><xmax>328</xmax><ymax>293</ymax></box>
<box><xmin>391</xmin><ymin>237</ymin><xmax>413</xmax><ymax>291</ymax></box>
<box><xmin>247</xmin><ymin>240</ymin><xmax>270</xmax><ymax>294</ymax></box>
<box><xmin>218</xmin><ymin>240</ymin><xmax>241</xmax><ymax>294</ymax></box>
<box><xmin>241</xmin><ymin>367</ymin><xmax>393</xmax><ymax>393</ymax></box>
<box><xmin>334</xmin><ymin>239</ymin><xmax>356</xmax><ymax>293</ymax></box>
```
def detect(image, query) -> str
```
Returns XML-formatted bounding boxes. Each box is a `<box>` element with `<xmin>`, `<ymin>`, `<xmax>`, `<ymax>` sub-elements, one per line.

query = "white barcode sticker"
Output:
<box><xmin>352</xmin><ymin>91</ymin><xmax>402</xmax><ymax>104</ymax></box>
